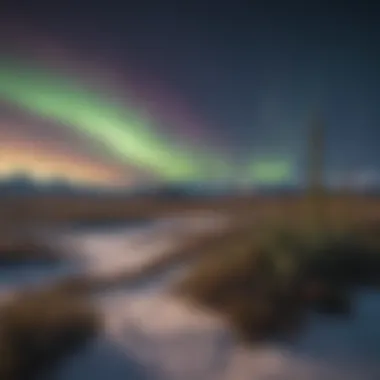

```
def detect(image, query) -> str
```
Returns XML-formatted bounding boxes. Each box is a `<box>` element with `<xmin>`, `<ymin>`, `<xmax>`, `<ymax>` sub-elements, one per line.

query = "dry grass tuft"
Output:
<box><xmin>176</xmin><ymin>223</ymin><xmax>380</xmax><ymax>343</ymax></box>
<box><xmin>0</xmin><ymin>288</ymin><xmax>100</xmax><ymax>380</ymax></box>
<box><xmin>0</xmin><ymin>232</ymin><xmax>60</xmax><ymax>266</ymax></box>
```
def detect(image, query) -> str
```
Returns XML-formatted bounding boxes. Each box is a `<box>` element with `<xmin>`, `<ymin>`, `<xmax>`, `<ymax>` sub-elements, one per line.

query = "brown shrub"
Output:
<box><xmin>0</xmin><ymin>234</ymin><xmax>60</xmax><ymax>266</ymax></box>
<box><xmin>176</xmin><ymin>224</ymin><xmax>380</xmax><ymax>343</ymax></box>
<box><xmin>0</xmin><ymin>289</ymin><xmax>100</xmax><ymax>380</ymax></box>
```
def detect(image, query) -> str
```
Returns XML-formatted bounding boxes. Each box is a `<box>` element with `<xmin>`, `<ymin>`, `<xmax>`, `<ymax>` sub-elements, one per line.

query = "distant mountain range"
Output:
<box><xmin>0</xmin><ymin>175</ymin><xmax>295</xmax><ymax>198</ymax></box>
<box><xmin>0</xmin><ymin>175</ymin><xmax>378</xmax><ymax>198</ymax></box>
<box><xmin>0</xmin><ymin>175</ymin><xmax>110</xmax><ymax>196</ymax></box>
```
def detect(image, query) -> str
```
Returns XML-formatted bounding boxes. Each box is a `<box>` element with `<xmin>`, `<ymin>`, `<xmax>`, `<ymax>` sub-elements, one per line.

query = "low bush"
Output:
<box><xmin>0</xmin><ymin>288</ymin><xmax>100</xmax><ymax>380</ymax></box>
<box><xmin>176</xmin><ymin>224</ymin><xmax>380</xmax><ymax>343</ymax></box>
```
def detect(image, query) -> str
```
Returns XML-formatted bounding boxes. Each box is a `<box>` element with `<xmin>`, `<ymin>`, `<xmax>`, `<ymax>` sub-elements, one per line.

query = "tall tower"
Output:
<box><xmin>307</xmin><ymin>113</ymin><xmax>326</xmax><ymax>231</ymax></box>
<box><xmin>307</xmin><ymin>114</ymin><xmax>325</xmax><ymax>194</ymax></box>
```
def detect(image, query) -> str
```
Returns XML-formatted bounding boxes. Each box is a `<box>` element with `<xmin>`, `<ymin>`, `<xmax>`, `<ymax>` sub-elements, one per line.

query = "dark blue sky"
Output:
<box><xmin>1</xmin><ymin>0</ymin><xmax>380</xmax><ymax>177</ymax></box>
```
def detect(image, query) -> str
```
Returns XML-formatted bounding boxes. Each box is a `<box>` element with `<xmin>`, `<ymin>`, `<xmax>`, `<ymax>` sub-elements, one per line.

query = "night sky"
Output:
<box><xmin>0</xmin><ymin>0</ymin><xmax>379</xmax><ymax>187</ymax></box>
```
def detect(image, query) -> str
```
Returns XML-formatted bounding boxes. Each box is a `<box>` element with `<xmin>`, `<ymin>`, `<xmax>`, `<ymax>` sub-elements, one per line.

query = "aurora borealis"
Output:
<box><xmin>0</xmin><ymin>60</ymin><xmax>220</xmax><ymax>180</ymax></box>
<box><xmin>0</xmin><ymin>58</ymin><xmax>295</xmax><ymax>187</ymax></box>
<box><xmin>0</xmin><ymin>1</ymin><xmax>379</xmax><ymax>189</ymax></box>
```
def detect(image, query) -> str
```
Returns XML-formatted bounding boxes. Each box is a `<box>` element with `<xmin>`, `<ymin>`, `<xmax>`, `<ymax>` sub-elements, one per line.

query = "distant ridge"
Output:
<box><xmin>0</xmin><ymin>175</ymin><xmax>378</xmax><ymax>198</ymax></box>
<box><xmin>0</xmin><ymin>174</ymin><xmax>113</xmax><ymax>196</ymax></box>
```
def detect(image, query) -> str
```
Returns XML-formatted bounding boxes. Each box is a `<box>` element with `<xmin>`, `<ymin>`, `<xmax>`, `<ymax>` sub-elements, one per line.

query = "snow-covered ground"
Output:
<box><xmin>57</xmin><ymin>287</ymin><xmax>380</xmax><ymax>380</ymax></box>
<box><xmin>0</xmin><ymin>212</ymin><xmax>228</xmax><ymax>291</ymax></box>
<box><xmin>1</xmin><ymin>212</ymin><xmax>380</xmax><ymax>380</ymax></box>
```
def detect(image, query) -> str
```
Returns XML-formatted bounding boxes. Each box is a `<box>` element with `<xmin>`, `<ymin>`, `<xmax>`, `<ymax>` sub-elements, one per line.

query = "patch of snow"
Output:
<box><xmin>57</xmin><ymin>287</ymin><xmax>380</xmax><ymax>380</ymax></box>
<box><xmin>3</xmin><ymin>212</ymin><xmax>379</xmax><ymax>380</ymax></box>
<box><xmin>41</xmin><ymin>212</ymin><xmax>231</xmax><ymax>277</ymax></box>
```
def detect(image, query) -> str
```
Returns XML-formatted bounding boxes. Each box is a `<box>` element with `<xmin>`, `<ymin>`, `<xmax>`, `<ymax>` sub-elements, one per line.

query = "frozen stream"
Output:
<box><xmin>0</xmin><ymin>212</ymin><xmax>379</xmax><ymax>379</ymax></box>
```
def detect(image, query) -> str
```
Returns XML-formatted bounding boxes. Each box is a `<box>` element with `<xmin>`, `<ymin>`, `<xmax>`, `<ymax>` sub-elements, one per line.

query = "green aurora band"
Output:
<box><xmin>0</xmin><ymin>59</ymin><xmax>232</xmax><ymax>181</ymax></box>
<box><xmin>0</xmin><ymin>59</ymin><xmax>297</xmax><ymax>185</ymax></box>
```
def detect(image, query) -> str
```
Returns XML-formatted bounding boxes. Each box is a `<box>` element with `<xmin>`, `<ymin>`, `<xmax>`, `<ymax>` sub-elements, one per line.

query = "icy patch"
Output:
<box><xmin>11</xmin><ymin>212</ymin><xmax>379</xmax><ymax>380</ymax></box>
<box><xmin>56</xmin><ymin>286</ymin><xmax>380</xmax><ymax>380</ymax></box>
<box><xmin>41</xmin><ymin>212</ymin><xmax>231</xmax><ymax>277</ymax></box>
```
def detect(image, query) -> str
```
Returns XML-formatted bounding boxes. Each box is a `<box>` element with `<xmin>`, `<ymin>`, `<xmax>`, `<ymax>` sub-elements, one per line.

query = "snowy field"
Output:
<box><xmin>1</xmin><ymin>212</ymin><xmax>379</xmax><ymax>380</ymax></box>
